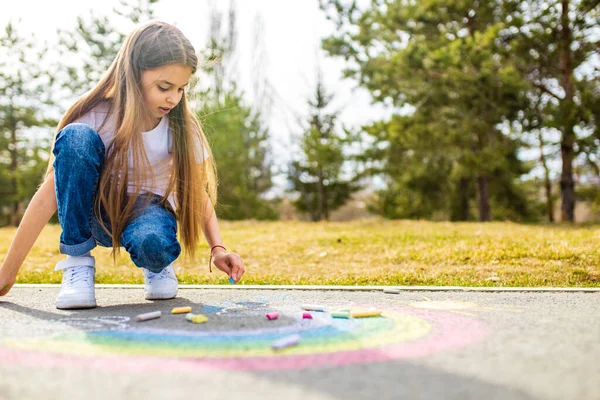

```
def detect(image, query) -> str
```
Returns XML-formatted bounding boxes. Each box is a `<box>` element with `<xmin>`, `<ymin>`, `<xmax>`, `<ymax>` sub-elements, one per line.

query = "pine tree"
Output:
<box><xmin>288</xmin><ymin>73</ymin><xmax>359</xmax><ymax>221</ymax></box>
<box><xmin>197</xmin><ymin>2</ymin><xmax>277</xmax><ymax>220</ymax></box>
<box><xmin>320</xmin><ymin>0</ymin><xmax>536</xmax><ymax>221</ymax></box>
<box><xmin>0</xmin><ymin>22</ymin><xmax>55</xmax><ymax>226</ymax></box>
<box><xmin>56</xmin><ymin>0</ymin><xmax>159</xmax><ymax>95</ymax></box>
<box><xmin>508</xmin><ymin>0</ymin><xmax>600</xmax><ymax>222</ymax></box>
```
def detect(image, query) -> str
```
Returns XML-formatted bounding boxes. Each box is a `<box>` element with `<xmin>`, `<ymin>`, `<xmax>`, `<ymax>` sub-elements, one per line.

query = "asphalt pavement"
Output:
<box><xmin>0</xmin><ymin>285</ymin><xmax>598</xmax><ymax>400</ymax></box>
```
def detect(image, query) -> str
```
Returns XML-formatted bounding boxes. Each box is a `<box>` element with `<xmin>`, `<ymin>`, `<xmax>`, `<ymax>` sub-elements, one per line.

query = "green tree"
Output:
<box><xmin>197</xmin><ymin>3</ymin><xmax>277</xmax><ymax>220</ymax></box>
<box><xmin>320</xmin><ymin>0</ymin><xmax>536</xmax><ymax>221</ymax></box>
<box><xmin>508</xmin><ymin>0</ymin><xmax>600</xmax><ymax>222</ymax></box>
<box><xmin>56</xmin><ymin>0</ymin><xmax>159</xmax><ymax>94</ymax></box>
<box><xmin>200</xmin><ymin>91</ymin><xmax>277</xmax><ymax>220</ymax></box>
<box><xmin>287</xmin><ymin>74</ymin><xmax>359</xmax><ymax>221</ymax></box>
<box><xmin>0</xmin><ymin>22</ymin><xmax>55</xmax><ymax>226</ymax></box>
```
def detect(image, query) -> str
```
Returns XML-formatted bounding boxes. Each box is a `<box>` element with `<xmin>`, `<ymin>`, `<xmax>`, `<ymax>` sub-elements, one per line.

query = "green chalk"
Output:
<box><xmin>331</xmin><ymin>310</ymin><xmax>351</xmax><ymax>319</ymax></box>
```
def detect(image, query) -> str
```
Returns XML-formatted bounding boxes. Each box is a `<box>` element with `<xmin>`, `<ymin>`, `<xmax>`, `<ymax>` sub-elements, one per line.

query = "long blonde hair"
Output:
<box><xmin>46</xmin><ymin>21</ymin><xmax>217</xmax><ymax>262</ymax></box>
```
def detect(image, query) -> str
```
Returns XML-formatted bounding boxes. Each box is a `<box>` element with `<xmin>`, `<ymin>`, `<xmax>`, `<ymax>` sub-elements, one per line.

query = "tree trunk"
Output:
<box><xmin>10</xmin><ymin>201</ymin><xmax>23</xmax><ymax>227</ymax></box>
<box><xmin>452</xmin><ymin>177</ymin><xmax>470</xmax><ymax>221</ymax></box>
<box><xmin>538</xmin><ymin>131</ymin><xmax>554</xmax><ymax>223</ymax></box>
<box><xmin>559</xmin><ymin>0</ymin><xmax>576</xmax><ymax>222</ymax></box>
<box><xmin>316</xmin><ymin>166</ymin><xmax>326</xmax><ymax>221</ymax></box>
<box><xmin>323</xmin><ymin>183</ymin><xmax>329</xmax><ymax>220</ymax></box>
<box><xmin>476</xmin><ymin>176</ymin><xmax>491</xmax><ymax>222</ymax></box>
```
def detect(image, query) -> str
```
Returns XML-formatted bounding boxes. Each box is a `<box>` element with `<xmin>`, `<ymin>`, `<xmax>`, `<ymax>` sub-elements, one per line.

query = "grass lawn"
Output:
<box><xmin>2</xmin><ymin>219</ymin><xmax>599</xmax><ymax>287</ymax></box>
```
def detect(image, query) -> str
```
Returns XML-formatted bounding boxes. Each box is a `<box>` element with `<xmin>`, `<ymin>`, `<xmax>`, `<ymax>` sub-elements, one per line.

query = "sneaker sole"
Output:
<box><xmin>56</xmin><ymin>298</ymin><xmax>97</xmax><ymax>310</ymax></box>
<box><xmin>144</xmin><ymin>291</ymin><xmax>178</xmax><ymax>300</ymax></box>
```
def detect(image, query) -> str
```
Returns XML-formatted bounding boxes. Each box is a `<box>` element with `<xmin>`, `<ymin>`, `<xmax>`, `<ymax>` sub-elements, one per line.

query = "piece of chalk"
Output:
<box><xmin>383</xmin><ymin>288</ymin><xmax>400</xmax><ymax>294</ymax></box>
<box><xmin>351</xmin><ymin>310</ymin><xmax>383</xmax><ymax>318</ymax></box>
<box><xmin>272</xmin><ymin>334</ymin><xmax>301</xmax><ymax>350</ymax></box>
<box><xmin>266</xmin><ymin>312</ymin><xmax>279</xmax><ymax>320</ymax></box>
<box><xmin>301</xmin><ymin>304</ymin><xmax>325</xmax><ymax>312</ymax></box>
<box><xmin>185</xmin><ymin>313</ymin><xmax>208</xmax><ymax>324</ymax></box>
<box><xmin>331</xmin><ymin>310</ymin><xmax>351</xmax><ymax>319</ymax></box>
<box><xmin>302</xmin><ymin>312</ymin><xmax>313</xmax><ymax>319</ymax></box>
<box><xmin>229</xmin><ymin>277</ymin><xmax>235</xmax><ymax>284</ymax></box>
<box><xmin>134</xmin><ymin>311</ymin><xmax>161</xmax><ymax>322</ymax></box>
<box><xmin>171</xmin><ymin>306</ymin><xmax>192</xmax><ymax>314</ymax></box>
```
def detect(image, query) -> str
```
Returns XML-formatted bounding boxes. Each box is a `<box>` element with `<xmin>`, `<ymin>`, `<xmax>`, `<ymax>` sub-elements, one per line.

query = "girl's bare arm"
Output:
<box><xmin>201</xmin><ymin>196</ymin><xmax>245</xmax><ymax>282</ymax></box>
<box><xmin>201</xmin><ymin>196</ymin><xmax>225</xmax><ymax>250</ymax></box>
<box><xmin>0</xmin><ymin>175</ymin><xmax>58</xmax><ymax>295</ymax></box>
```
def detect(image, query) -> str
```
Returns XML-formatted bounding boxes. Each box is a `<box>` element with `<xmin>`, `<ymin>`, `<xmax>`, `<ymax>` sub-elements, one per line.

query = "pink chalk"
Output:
<box><xmin>266</xmin><ymin>312</ymin><xmax>279</xmax><ymax>320</ymax></box>
<box><xmin>302</xmin><ymin>312</ymin><xmax>313</xmax><ymax>319</ymax></box>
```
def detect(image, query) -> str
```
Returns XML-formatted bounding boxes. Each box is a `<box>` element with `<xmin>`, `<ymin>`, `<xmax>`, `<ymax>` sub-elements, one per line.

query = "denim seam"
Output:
<box><xmin>88</xmin><ymin>136</ymin><xmax>106</xmax><ymax>248</ymax></box>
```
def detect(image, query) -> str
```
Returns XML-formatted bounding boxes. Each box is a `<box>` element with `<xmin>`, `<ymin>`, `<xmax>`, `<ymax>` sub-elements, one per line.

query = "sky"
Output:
<box><xmin>1</xmin><ymin>0</ymin><xmax>393</xmax><ymax>191</ymax></box>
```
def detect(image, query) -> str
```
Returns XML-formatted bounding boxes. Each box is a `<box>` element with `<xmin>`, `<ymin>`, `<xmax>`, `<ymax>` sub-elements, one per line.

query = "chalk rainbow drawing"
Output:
<box><xmin>0</xmin><ymin>299</ymin><xmax>489</xmax><ymax>371</ymax></box>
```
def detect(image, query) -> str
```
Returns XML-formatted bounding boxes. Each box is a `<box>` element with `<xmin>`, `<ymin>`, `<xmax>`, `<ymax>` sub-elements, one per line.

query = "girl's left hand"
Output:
<box><xmin>212</xmin><ymin>250</ymin><xmax>246</xmax><ymax>283</ymax></box>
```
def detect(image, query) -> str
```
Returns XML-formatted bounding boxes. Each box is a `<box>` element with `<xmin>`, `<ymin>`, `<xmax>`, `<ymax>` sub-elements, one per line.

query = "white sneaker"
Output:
<box><xmin>55</xmin><ymin>256</ymin><xmax>96</xmax><ymax>309</ymax></box>
<box><xmin>143</xmin><ymin>263</ymin><xmax>178</xmax><ymax>300</ymax></box>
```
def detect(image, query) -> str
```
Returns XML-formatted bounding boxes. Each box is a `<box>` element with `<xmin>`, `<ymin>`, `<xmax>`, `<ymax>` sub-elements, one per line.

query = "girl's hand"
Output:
<box><xmin>212</xmin><ymin>249</ymin><xmax>246</xmax><ymax>283</ymax></box>
<box><xmin>0</xmin><ymin>264</ymin><xmax>17</xmax><ymax>296</ymax></box>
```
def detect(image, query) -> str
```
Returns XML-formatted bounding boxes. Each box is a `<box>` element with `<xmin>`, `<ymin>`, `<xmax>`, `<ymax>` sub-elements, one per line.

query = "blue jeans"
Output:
<box><xmin>52</xmin><ymin>123</ymin><xmax>181</xmax><ymax>273</ymax></box>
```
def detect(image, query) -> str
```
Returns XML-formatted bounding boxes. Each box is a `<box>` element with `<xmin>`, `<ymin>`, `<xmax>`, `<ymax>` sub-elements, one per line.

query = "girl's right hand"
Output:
<box><xmin>0</xmin><ymin>264</ymin><xmax>16</xmax><ymax>296</ymax></box>
<box><xmin>212</xmin><ymin>250</ymin><xmax>246</xmax><ymax>284</ymax></box>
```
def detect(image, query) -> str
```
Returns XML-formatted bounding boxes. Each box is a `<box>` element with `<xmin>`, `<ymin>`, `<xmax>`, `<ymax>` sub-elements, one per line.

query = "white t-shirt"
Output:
<box><xmin>73</xmin><ymin>101</ymin><xmax>209</xmax><ymax>210</ymax></box>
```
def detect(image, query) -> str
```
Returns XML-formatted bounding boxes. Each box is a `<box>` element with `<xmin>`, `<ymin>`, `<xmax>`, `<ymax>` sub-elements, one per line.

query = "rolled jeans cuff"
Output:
<box><xmin>59</xmin><ymin>236</ymin><xmax>97</xmax><ymax>256</ymax></box>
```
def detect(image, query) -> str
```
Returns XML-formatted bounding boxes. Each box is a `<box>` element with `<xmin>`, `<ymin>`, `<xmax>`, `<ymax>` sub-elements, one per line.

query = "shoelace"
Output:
<box><xmin>65</xmin><ymin>267</ymin><xmax>91</xmax><ymax>286</ymax></box>
<box><xmin>146</xmin><ymin>267</ymin><xmax>171</xmax><ymax>284</ymax></box>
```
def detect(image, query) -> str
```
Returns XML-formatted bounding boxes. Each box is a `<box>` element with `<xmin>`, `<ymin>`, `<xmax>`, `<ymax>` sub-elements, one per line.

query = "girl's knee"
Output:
<box><xmin>129</xmin><ymin>232</ymin><xmax>181</xmax><ymax>271</ymax></box>
<box><xmin>54</xmin><ymin>123</ymin><xmax>105</xmax><ymax>157</ymax></box>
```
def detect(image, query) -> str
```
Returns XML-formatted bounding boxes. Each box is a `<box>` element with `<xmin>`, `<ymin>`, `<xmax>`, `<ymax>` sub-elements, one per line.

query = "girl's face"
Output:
<box><xmin>140</xmin><ymin>64</ymin><xmax>193</xmax><ymax>120</ymax></box>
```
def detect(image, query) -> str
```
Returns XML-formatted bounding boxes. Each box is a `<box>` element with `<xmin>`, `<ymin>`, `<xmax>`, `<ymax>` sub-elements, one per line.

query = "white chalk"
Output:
<box><xmin>134</xmin><ymin>311</ymin><xmax>161</xmax><ymax>322</ymax></box>
<box><xmin>383</xmin><ymin>288</ymin><xmax>400</xmax><ymax>294</ymax></box>
<box><xmin>272</xmin><ymin>334</ymin><xmax>301</xmax><ymax>350</ymax></box>
<box><xmin>301</xmin><ymin>304</ymin><xmax>326</xmax><ymax>312</ymax></box>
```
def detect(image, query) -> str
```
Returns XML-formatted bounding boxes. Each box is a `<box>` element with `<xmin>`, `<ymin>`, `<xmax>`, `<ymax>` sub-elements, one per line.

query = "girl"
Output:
<box><xmin>0</xmin><ymin>21</ymin><xmax>245</xmax><ymax>308</ymax></box>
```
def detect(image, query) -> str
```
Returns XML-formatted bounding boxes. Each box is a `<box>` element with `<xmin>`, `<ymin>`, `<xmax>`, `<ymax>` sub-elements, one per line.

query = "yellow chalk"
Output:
<box><xmin>171</xmin><ymin>306</ymin><xmax>192</xmax><ymax>314</ymax></box>
<box><xmin>350</xmin><ymin>310</ymin><xmax>382</xmax><ymax>318</ymax></box>
<box><xmin>185</xmin><ymin>313</ymin><xmax>208</xmax><ymax>324</ymax></box>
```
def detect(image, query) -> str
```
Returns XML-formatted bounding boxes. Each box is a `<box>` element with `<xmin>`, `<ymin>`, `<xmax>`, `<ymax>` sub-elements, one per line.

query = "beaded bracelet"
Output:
<box><xmin>209</xmin><ymin>245</ymin><xmax>227</xmax><ymax>272</ymax></box>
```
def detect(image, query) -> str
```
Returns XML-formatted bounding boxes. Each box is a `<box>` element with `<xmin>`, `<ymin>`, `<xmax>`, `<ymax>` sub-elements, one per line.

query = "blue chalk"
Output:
<box><xmin>229</xmin><ymin>277</ymin><xmax>235</xmax><ymax>284</ymax></box>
